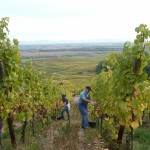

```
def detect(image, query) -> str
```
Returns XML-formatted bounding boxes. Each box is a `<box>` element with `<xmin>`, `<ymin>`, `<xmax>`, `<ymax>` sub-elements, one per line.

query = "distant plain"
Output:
<box><xmin>20</xmin><ymin>42</ymin><xmax>123</xmax><ymax>81</ymax></box>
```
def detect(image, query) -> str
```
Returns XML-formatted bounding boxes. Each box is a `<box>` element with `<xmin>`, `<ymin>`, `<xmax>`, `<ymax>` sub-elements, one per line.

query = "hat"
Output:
<box><xmin>86</xmin><ymin>86</ymin><xmax>92</xmax><ymax>91</ymax></box>
<box><xmin>61</xmin><ymin>93</ymin><xmax>66</xmax><ymax>97</ymax></box>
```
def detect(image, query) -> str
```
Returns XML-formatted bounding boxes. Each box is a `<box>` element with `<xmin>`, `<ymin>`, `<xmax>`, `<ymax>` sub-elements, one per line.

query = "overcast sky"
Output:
<box><xmin>0</xmin><ymin>0</ymin><xmax>150</xmax><ymax>42</ymax></box>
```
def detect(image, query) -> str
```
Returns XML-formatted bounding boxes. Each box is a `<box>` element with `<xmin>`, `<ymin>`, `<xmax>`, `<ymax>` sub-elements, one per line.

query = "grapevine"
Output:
<box><xmin>91</xmin><ymin>24</ymin><xmax>150</xmax><ymax>145</ymax></box>
<box><xmin>0</xmin><ymin>17</ymin><xmax>67</xmax><ymax>148</ymax></box>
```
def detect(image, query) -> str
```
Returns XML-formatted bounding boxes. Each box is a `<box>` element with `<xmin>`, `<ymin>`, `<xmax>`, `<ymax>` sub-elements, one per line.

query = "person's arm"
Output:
<box><xmin>80</xmin><ymin>93</ymin><xmax>90</xmax><ymax>103</ymax></box>
<box><xmin>63</xmin><ymin>99</ymin><xmax>69</xmax><ymax>106</ymax></box>
<box><xmin>80</xmin><ymin>93</ymin><xmax>91</xmax><ymax>103</ymax></box>
<box><xmin>82</xmin><ymin>97</ymin><xmax>91</xmax><ymax>103</ymax></box>
<box><xmin>88</xmin><ymin>94</ymin><xmax>96</xmax><ymax>105</ymax></box>
<box><xmin>64</xmin><ymin>101</ymin><xmax>67</xmax><ymax>106</ymax></box>
<box><xmin>83</xmin><ymin>98</ymin><xmax>91</xmax><ymax>103</ymax></box>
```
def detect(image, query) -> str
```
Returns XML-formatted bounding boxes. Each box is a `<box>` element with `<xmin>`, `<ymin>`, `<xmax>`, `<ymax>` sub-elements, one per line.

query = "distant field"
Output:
<box><xmin>22</xmin><ymin>50</ymin><xmax>98</xmax><ymax>57</ymax></box>
<box><xmin>32</xmin><ymin>57</ymin><xmax>102</xmax><ymax>81</ymax></box>
<box><xmin>20</xmin><ymin>42</ymin><xmax>123</xmax><ymax>59</ymax></box>
<box><xmin>21</xmin><ymin>42</ymin><xmax>123</xmax><ymax>81</ymax></box>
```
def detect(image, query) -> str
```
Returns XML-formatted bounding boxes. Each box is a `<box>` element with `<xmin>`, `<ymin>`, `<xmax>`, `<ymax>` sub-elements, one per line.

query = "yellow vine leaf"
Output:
<box><xmin>126</xmin><ymin>120</ymin><xmax>131</xmax><ymax>127</ymax></box>
<box><xmin>0</xmin><ymin>106</ymin><xmax>4</xmax><ymax>110</ymax></box>
<box><xmin>119</xmin><ymin>120</ymin><xmax>126</xmax><ymax>126</ymax></box>
<box><xmin>111</xmin><ymin>133</ymin><xmax>118</xmax><ymax>139</ymax></box>
<box><xmin>140</xmin><ymin>104</ymin><xmax>145</xmax><ymax>111</ymax></box>
<box><xmin>6</xmin><ymin>109</ymin><xmax>10</xmax><ymax>113</ymax></box>
<box><xmin>131</xmin><ymin>121</ymin><xmax>139</xmax><ymax>129</ymax></box>
<box><xmin>105</xmin><ymin>117</ymin><xmax>109</xmax><ymax>121</ymax></box>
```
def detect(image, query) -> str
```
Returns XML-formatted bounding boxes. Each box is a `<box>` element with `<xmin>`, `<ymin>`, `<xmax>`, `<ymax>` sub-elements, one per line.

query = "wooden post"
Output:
<box><xmin>7</xmin><ymin>113</ymin><xmax>17</xmax><ymax>148</ymax></box>
<box><xmin>21</xmin><ymin>120</ymin><xmax>28</xmax><ymax>143</ymax></box>
<box><xmin>117</xmin><ymin>125</ymin><xmax>125</xmax><ymax>144</ymax></box>
<box><xmin>0</xmin><ymin>117</ymin><xmax>4</xmax><ymax>149</ymax></box>
<box><xmin>0</xmin><ymin>61</ymin><xmax>4</xmax><ymax>149</ymax></box>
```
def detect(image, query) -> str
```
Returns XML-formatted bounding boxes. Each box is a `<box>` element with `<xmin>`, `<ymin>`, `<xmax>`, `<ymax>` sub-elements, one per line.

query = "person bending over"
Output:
<box><xmin>60</xmin><ymin>93</ymin><xmax>70</xmax><ymax>120</ymax></box>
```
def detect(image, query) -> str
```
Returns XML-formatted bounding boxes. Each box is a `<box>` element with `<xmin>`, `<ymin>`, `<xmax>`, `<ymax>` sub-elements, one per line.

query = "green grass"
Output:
<box><xmin>30</xmin><ymin>56</ymin><xmax>103</xmax><ymax>81</ymax></box>
<box><xmin>133</xmin><ymin>126</ymin><xmax>150</xmax><ymax>150</ymax></box>
<box><xmin>2</xmin><ymin>121</ymin><xmax>51</xmax><ymax>150</ymax></box>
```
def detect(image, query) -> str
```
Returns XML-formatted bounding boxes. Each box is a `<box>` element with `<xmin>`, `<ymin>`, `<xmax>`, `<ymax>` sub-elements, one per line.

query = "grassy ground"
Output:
<box><xmin>133</xmin><ymin>125</ymin><xmax>150</xmax><ymax>150</ymax></box>
<box><xmin>30</xmin><ymin>56</ymin><xmax>103</xmax><ymax>81</ymax></box>
<box><xmin>2</xmin><ymin>121</ymin><xmax>50</xmax><ymax>150</ymax></box>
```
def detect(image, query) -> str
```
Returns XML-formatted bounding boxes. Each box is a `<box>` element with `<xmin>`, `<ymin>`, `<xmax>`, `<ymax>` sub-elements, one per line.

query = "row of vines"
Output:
<box><xmin>0</xmin><ymin>17</ymin><xmax>69</xmax><ymax>149</ymax></box>
<box><xmin>90</xmin><ymin>24</ymin><xmax>150</xmax><ymax>149</ymax></box>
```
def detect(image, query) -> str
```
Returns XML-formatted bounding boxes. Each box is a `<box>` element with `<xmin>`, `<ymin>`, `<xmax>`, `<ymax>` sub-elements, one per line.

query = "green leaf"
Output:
<box><xmin>135</xmin><ymin>27</ymin><xmax>140</xmax><ymax>33</ymax></box>
<box><xmin>147</xmin><ymin>41</ymin><xmax>150</xmax><ymax>49</ymax></box>
<box><xmin>0</xmin><ymin>32</ymin><xmax>5</xmax><ymax>38</ymax></box>
<box><xmin>8</xmin><ymin>92</ymin><xmax>14</xmax><ymax>99</ymax></box>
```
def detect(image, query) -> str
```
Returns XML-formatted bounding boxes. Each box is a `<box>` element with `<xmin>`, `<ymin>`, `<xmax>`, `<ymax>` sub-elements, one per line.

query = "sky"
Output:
<box><xmin>0</xmin><ymin>0</ymin><xmax>150</xmax><ymax>42</ymax></box>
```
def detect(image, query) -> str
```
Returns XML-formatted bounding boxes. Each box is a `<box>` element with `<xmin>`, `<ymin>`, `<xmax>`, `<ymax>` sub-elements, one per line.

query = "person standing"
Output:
<box><xmin>60</xmin><ymin>93</ymin><xmax>70</xmax><ymax>120</ymax></box>
<box><xmin>78</xmin><ymin>86</ymin><xmax>94</xmax><ymax>130</ymax></box>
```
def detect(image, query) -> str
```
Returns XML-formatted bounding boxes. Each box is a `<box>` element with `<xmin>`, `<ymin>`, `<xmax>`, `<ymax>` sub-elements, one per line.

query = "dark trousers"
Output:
<box><xmin>61</xmin><ymin>106</ymin><xmax>70</xmax><ymax>119</ymax></box>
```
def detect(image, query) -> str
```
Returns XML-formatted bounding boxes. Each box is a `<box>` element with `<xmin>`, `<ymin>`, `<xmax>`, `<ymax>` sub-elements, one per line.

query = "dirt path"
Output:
<box><xmin>74</xmin><ymin>96</ymin><xmax>86</xmax><ymax>150</ymax></box>
<box><xmin>78</xmin><ymin>129</ymin><xmax>85</xmax><ymax>150</ymax></box>
<box><xmin>42</xmin><ymin>124</ymin><xmax>54</xmax><ymax>150</ymax></box>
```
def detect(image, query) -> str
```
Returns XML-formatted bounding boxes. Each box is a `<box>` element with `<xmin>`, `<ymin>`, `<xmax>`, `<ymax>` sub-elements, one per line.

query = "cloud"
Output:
<box><xmin>0</xmin><ymin>0</ymin><xmax>150</xmax><ymax>41</ymax></box>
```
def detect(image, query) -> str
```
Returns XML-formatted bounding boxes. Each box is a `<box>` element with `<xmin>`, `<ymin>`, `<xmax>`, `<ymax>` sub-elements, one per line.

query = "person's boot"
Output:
<box><xmin>84</xmin><ymin>128</ymin><xmax>87</xmax><ymax>131</ymax></box>
<box><xmin>57</xmin><ymin>116</ymin><xmax>64</xmax><ymax>120</ymax></box>
<box><xmin>60</xmin><ymin>116</ymin><xmax>64</xmax><ymax>120</ymax></box>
